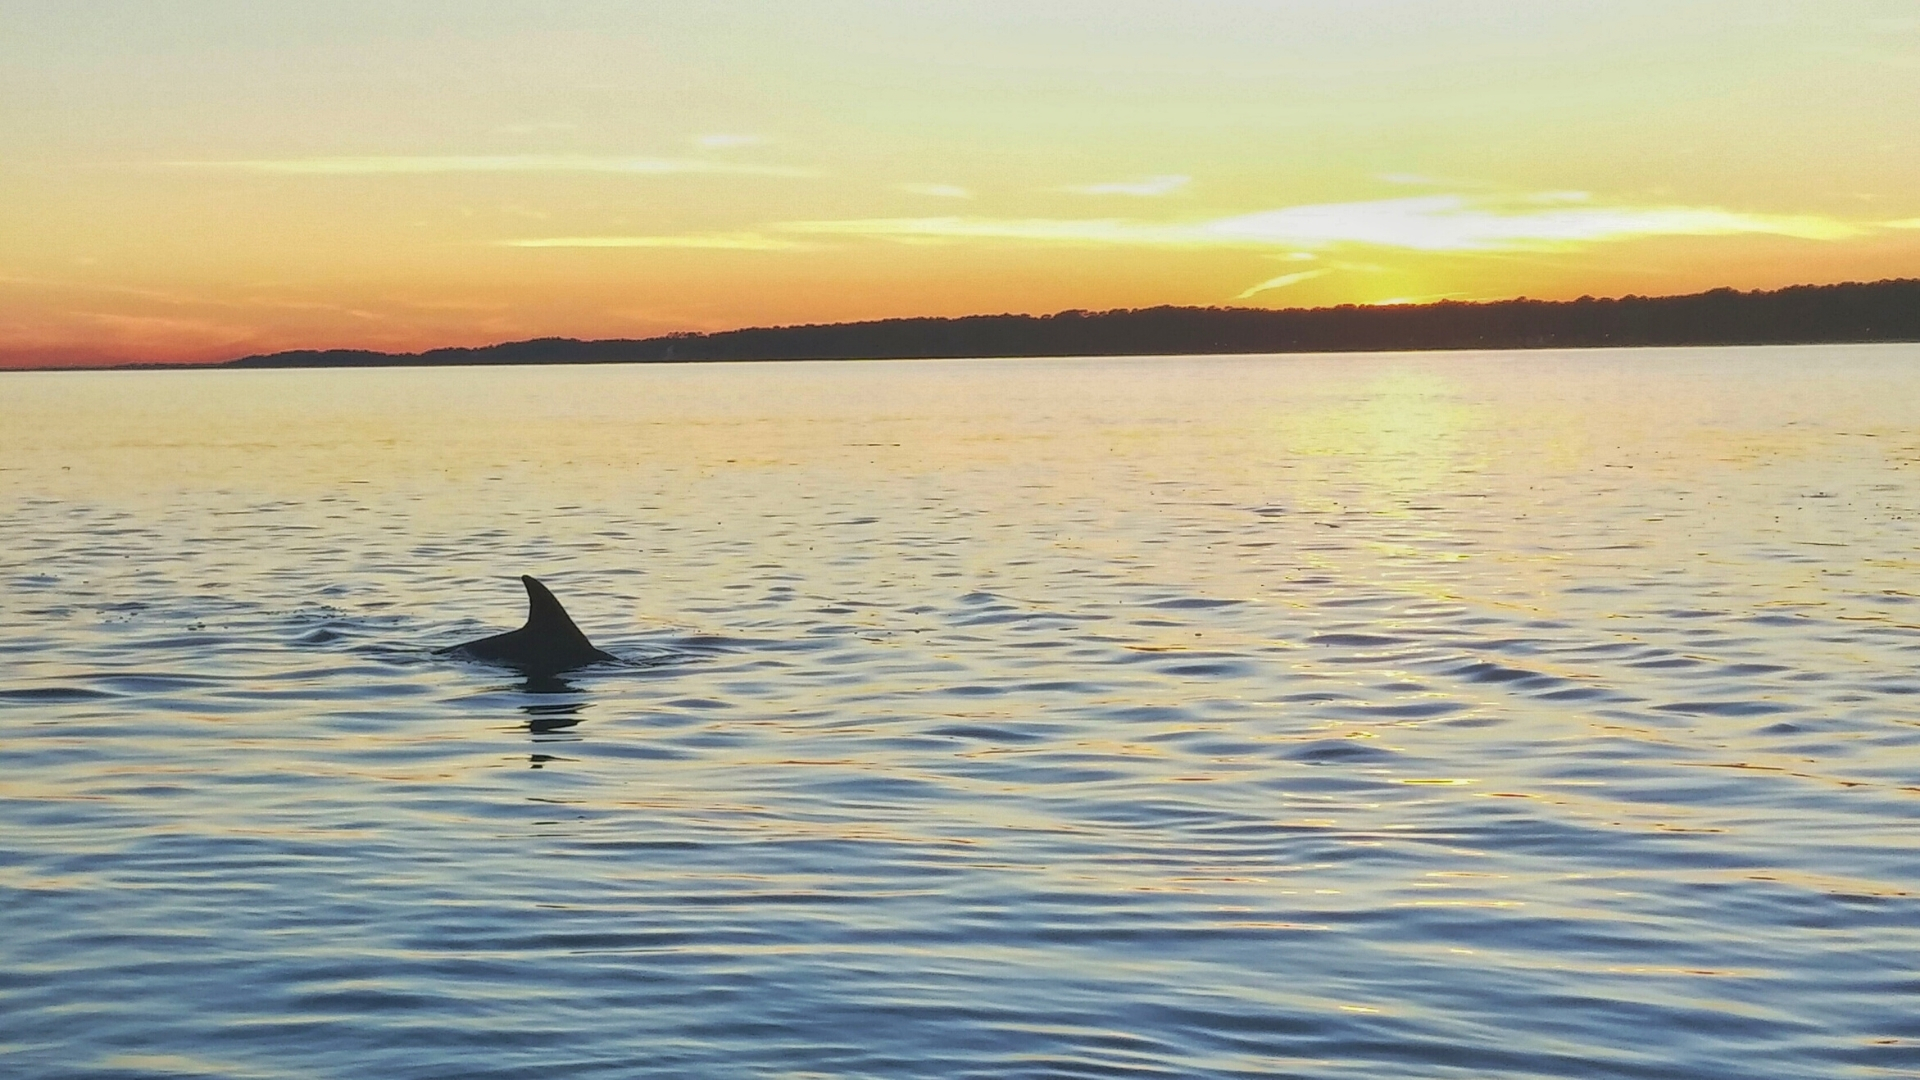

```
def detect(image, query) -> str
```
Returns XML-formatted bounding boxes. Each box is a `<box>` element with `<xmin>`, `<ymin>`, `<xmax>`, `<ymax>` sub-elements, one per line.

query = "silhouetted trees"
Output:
<box><xmin>226</xmin><ymin>278</ymin><xmax>1920</xmax><ymax>369</ymax></box>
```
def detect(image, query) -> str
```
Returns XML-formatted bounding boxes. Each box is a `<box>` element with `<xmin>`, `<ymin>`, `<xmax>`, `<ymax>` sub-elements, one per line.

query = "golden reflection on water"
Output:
<box><xmin>1268</xmin><ymin>366</ymin><xmax>1489</xmax><ymax>510</ymax></box>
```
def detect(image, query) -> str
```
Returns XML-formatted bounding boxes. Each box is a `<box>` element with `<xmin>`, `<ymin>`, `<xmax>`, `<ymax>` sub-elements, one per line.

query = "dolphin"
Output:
<box><xmin>442</xmin><ymin>575</ymin><xmax>617</xmax><ymax>676</ymax></box>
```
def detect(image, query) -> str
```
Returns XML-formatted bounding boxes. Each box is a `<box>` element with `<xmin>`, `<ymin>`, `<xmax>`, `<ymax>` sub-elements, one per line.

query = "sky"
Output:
<box><xmin>3</xmin><ymin>0</ymin><xmax>1918</xmax><ymax>367</ymax></box>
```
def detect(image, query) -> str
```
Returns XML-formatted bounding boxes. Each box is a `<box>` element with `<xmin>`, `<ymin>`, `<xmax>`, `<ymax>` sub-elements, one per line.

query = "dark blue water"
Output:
<box><xmin>4</xmin><ymin>348</ymin><xmax>1918</xmax><ymax>1078</ymax></box>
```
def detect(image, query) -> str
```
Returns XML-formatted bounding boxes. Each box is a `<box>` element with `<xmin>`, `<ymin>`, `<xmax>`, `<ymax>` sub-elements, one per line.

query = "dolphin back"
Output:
<box><xmin>446</xmin><ymin>575</ymin><xmax>617</xmax><ymax>675</ymax></box>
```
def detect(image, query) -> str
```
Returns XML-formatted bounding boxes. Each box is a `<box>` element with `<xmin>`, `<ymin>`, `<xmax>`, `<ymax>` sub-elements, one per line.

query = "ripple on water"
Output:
<box><xmin>4</xmin><ymin>351</ymin><xmax>1920</xmax><ymax>1078</ymax></box>
<box><xmin>0</xmin><ymin>686</ymin><xmax>119</xmax><ymax>703</ymax></box>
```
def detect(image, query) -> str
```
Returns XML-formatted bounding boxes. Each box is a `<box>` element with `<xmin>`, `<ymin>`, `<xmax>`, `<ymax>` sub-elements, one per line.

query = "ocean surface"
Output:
<box><xmin>3</xmin><ymin>346</ymin><xmax>1918</xmax><ymax>1080</ymax></box>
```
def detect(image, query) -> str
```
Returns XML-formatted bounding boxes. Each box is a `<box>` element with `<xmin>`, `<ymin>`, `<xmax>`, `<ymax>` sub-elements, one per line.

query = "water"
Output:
<box><xmin>3</xmin><ymin>346</ymin><xmax>1917</xmax><ymax>1079</ymax></box>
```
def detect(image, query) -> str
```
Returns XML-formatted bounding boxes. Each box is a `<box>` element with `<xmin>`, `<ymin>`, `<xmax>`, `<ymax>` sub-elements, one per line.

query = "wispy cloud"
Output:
<box><xmin>771</xmin><ymin>194</ymin><xmax>1864</xmax><ymax>252</ymax></box>
<box><xmin>76</xmin><ymin>311</ymin><xmax>263</xmax><ymax>339</ymax></box>
<box><xmin>694</xmin><ymin>133</ymin><xmax>765</xmax><ymax>150</ymax></box>
<box><xmin>0</xmin><ymin>272</ymin><xmax>389</xmax><ymax>315</ymax></box>
<box><xmin>493</xmin><ymin>193</ymin><xmax>1877</xmax><ymax>259</ymax></box>
<box><xmin>495</xmin><ymin>122</ymin><xmax>578</xmax><ymax>136</ymax></box>
<box><xmin>1375</xmin><ymin>172</ymin><xmax>1498</xmax><ymax>190</ymax></box>
<box><xmin>1883</xmin><ymin>217</ymin><xmax>1920</xmax><ymax>229</ymax></box>
<box><xmin>1196</xmin><ymin>194</ymin><xmax>1861</xmax><ymax>250</ymax></box>
<box><xmin>1234</xmin><ymin>269</ymin><xmax>1330</xmax><ymax>300</ymax></box>
<box><xmin>163</xmin><ymin>155</ymin><xmax>817</xmax><ymax>178</ymax></box>
<box><xmin>777</xmin><ymin>216</ymin><xmax>1169</xmax><ymax>244</ymax></box>
<box><xmin>1063</xmin><ymin>174</ymin><xmax>1191</xmax><ymax>197</ymax></box>
<box><xmin>900</xmin><ymin>183</ymin><xmax>974</xmax><ymax>199</ymax></box>
<box><xmin>500</xmin><ymin>233</ymin><xmax>801</xmax><ymax>251</ymax></box>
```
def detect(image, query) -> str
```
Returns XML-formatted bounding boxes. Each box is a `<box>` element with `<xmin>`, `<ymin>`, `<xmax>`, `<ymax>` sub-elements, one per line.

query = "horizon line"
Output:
<box><xmin>8</xmin><ymin>276</ymin><xmax>1918</xmax><ymax>373</ymax></box>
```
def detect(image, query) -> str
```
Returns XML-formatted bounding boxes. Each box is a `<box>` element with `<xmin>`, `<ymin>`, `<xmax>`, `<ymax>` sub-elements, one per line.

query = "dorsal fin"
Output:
<box><xmin>520</xmin><ymin>575</ymin><xmax>596</xmax><ymax>649</ymax></box>
<box><xmin>443</xmin><ymin>574</ymin><xmax>617</xmax><ymax>675</ymax></box>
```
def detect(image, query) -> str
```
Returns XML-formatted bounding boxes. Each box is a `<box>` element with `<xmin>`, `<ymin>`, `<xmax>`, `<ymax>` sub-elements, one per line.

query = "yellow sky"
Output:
<box><xmin>3</xmin><ymin>1</ymin><xmax>1918</xmax><ymax>366</ymax></box>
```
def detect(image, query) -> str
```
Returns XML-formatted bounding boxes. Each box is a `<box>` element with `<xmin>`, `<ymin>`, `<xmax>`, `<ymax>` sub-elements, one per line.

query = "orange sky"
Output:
<box><xmin>3</xmin><ymin>2</ymin><xmax>1918</xmax><ymax>367</ymax></box>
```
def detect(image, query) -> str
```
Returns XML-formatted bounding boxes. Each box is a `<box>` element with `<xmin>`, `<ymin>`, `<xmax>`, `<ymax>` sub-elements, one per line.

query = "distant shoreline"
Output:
<box><xmin>26</xmin><ymin>278</ymin><xmax>1920</xmax><ymax>372</ymax></box>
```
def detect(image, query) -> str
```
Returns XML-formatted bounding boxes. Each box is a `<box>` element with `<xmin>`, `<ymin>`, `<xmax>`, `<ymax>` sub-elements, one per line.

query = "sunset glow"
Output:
<box><xmin>3</xmin><ymin>1</ymin><xmax>1917</xmax><ymax>367</ymax></box>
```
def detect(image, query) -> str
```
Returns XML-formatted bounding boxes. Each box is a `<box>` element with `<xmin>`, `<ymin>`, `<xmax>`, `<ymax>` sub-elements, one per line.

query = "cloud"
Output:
<box><xmin>1197</xmin><ymin>194</ymin><xmax>1861</xmax><ymax>250</ymax></box>
<box><xmin>899</xmin><ymin>183</ymin><xmax>974</xmax><ymax>199</ymax></box>
<box><xmin>1063</xmin><ymin>174</ymin><xmax>1190</xmax><ymax>197</ymax></box>
<box><xmin>772</xmin><ymin>194</ymin><xmax>1864</xmax><ymax>252</ymax></box>
<box><xmin>74</xmin><ymin>311</ymin><xmax>261</xmax><ymax>344</ymax></box>
<box><xmin>777</xmin><ymin>216</ymin><xmax>1173</xmax><ymax>244</ymax></box>
<box><xmin>1375</xmin><ymin>172</ymin><xmax>1498</xmax><ymax>190</ymax></box>
<box><xmin>694</xmin><ymin>133</ymin><xmax>765</xmax><ymax>150</ymax></box>
<box><xmin>493</xmin><ymin>192</ymin><xmax>1877</xmax><ymax>260</ymax></box>
<box><xmin>0</xmin><ymin>273</ymin><xmax>388</xmax><ymax>315</ymax></box>
<box><xmin>163</xmin><ymin>155</ymin><xmax>817</xmax><ymax>178</ymax></box>
<box><xmin>1234</xmin><ymin>269</ymin><xmax>1330</xmax><ymax>300</ymax></box>
<box><xmin>500</xmin><ymin>233</ymin><xmax>801</xmax><ymax>251</ymax></box>
<box><xmin>1883</xmin><ymin>217</ymin><xmax>1920</xmax><ymax>229</ymax></box>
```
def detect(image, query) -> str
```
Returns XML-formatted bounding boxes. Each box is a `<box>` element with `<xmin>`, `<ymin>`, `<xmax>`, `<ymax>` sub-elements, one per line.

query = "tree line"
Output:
<box><xmin>227</xmin><ymin>278</ymin><xmax>1920</xmax><ymax>368</ymax></box>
